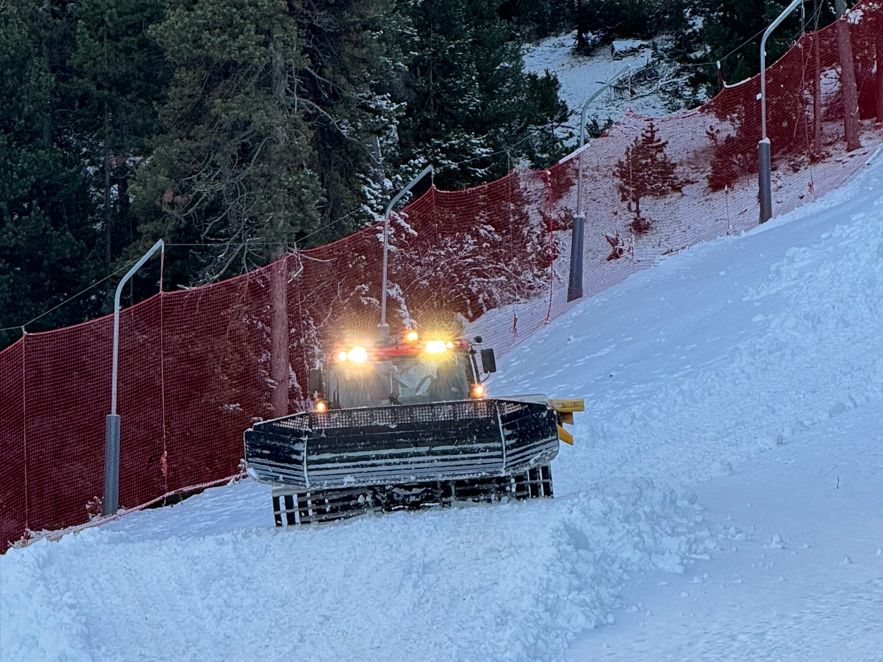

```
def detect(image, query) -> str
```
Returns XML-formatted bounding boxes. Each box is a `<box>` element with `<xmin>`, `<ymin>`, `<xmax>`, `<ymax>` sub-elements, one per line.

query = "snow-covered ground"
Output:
<box><xmin>522</xmin><ymin>32</ymin><xmax>679</xmax><ymax>143</ymax></box>
<box><xmin>3</xmin><ymin>153</ymin><xmax>882</xmax><ymax>661</ymax></box>
<box><xmin>570</xmin><ymin>402</ymin><xmax>883</xmax><ymax>661</ymax></box>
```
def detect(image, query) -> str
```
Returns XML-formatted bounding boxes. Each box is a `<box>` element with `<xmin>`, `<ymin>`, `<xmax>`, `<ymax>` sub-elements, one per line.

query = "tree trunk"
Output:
<box><xmin>835</xmin><ymin>0</ymin><xmax>862</xmax><ymax>151</ymax></box>
<box><xmin>876</xmin><ymin>25</ymin><xmax>883</xmax><ymax>124</ymax></box>
<box><xmin>102</xmin><ymin>23</ymin><xmax>113</xmax><ymax>265</ymax></box>
<box><xmin>270</xmin><ymin>256</ymin><xmax>289</xmax><ymax>417</ymax></box>
<box><xmin>369</xmin><ymin>135</ymin><xmax>384</xmax><ymax>191</ymax></box>
<box><xmin>104</xmin><ymin>103</ymin><xmax>112</xmax><ymax>264</ymax></box>
<box><xmin>41</xmin><ymin>0</ymin><xmax>52</xmax><ymax>149</ymax></box>
<box><xmin>117</xmin><ymin>166</ymin><xmax>131</xmax><ymax>246</ymax></box>
<box><xmin>812</xmin><ymin>0</ymin><xmax>821</xmax><ymax>153</ymax></box>
<box><xmin>269</xmin><ymin>44</ymin><xmax>290</xmax><ymax>418</ymax></box>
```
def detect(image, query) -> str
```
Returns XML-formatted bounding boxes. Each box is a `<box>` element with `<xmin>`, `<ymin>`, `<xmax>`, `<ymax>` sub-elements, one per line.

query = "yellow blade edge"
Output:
<box><xmin>557</xmin><ymin>424</ymin><xmax>574</xmax><ymax>445</ymax></box>
<box><xmin>548</xmin><ymin>398</ymin><xmax>585</xmax><ymax>413</ymax></box>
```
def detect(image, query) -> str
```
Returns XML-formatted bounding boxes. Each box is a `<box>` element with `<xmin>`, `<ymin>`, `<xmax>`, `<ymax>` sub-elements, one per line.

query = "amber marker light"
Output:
<box><xmin>404</xmin><ymin>330</ymin><xmax>419</xmax><ymax>343</ymax></box>
<box><xmin>470</xmin><ymin>384</ymin><xmax>486</xmax><ymax>399</ymax></box>
<box><xmin>315</xmin><ymin>400</ymin><xmax>328</xmax><ymax>412</ymax></box>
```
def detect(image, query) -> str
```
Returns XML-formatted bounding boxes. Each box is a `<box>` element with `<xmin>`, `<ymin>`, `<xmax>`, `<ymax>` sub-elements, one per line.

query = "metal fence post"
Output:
<box><xmin>758</xmin><ymin>139</ymin><xmax>773</xmax><ymax>222</ymax></box>
<box><xmin>566</xmin><ymin>214</ymin><xmax>585</xmax><ymax>300</ymax></box>
<box><xmin>103</xmin><ymin>239</ymin><xmax>165</xmax><ymax>516</ymax></box>
<box><xmin>103</xmin><ymin>414</ymin><xmax>120</xmax><ymax>515</ymax></box>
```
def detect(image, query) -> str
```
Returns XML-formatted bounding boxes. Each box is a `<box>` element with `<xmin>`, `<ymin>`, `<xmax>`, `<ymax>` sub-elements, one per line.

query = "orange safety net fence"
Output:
<box><xmin>2</xmin><ymin>2</ymin><xmax>881</xmax><ymax>549</ymax></box>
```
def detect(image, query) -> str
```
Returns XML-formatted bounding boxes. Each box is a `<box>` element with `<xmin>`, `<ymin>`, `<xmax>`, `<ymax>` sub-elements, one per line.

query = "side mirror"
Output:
<box><xmin>480</xmin><ymin>348</ymin><xmax>497</xmax><ymax>374</ymax></box>
<box><xmin>308</xmin><ymin>368</ymin><xmax>325</xmax><ymax>396</ymax></box>
<box><xmin>473</xmin><ymin>335</ymin><xmax>483</xmax><ymax>344</ymax></box>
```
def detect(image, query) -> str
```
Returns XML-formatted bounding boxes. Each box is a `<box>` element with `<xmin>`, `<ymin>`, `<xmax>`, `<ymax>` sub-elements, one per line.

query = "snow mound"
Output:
<box><xmin>1</xmin><ymin>481</ymin><xmax>712</xmax><ymax>662</ymax></box>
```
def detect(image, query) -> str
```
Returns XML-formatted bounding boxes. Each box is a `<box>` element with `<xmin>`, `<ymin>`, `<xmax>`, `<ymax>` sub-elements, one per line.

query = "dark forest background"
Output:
<box><xmin>1</xmin><ymin>0</ymin><xmax>841</xmax><ymax>346</ymax></box>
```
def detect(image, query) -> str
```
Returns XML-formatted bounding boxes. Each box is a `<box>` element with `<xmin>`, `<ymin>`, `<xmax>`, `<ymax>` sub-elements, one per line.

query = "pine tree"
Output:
<box><xmin>69</xmin><ymin>0</ymin><xmax>169</xmax><ymax>266</ymax></box>
<box><xmin>575</xmin><ymin>0</ymin><xmax>656</xmax><ymax>46</ymax></box>
<box><xmin>499</xmin><ymin>0</ymin><xmax>574</xmax><ymax>39</ymax></box>
<box><xmin>398</xmin><ymin>0</ymin><xmax>567</xmax><ymax>190</ymax></box>
<box><xmin>0</xmin><ymin>1</ymin><xmax>102</xmax><ymax>346</ymax></box>
<box><xmin>133</xmin><ymin>0</ymin><xmax>323</xmax><ymax>283</ymax></box>
<box><xmin>292</xmin><ymin>0</ymin><xmax>410</xmax><ymax>238</ymax></box>
<box><xmin>383</xmin><ymin>175</ymin><xmax>557</xmax><ymax>324</ymax></box>
<box><xmin>614</xmin><ymin>121</ymin><xmax>682</xmax><ymax>234</ymax></box>
<box><xmin>704</xmin><ymin>32</ymin><xmax>811</xmax><ymax>192</ymax></box>
<box><xmin>837</xmin><ymin>1</ymin><xmax>883</xmax><ymax>126</ymax></box>
<box><xmin>692</xmin><ymin>0</ymin><xmax>806</xmax><ymax>90</ymax></box>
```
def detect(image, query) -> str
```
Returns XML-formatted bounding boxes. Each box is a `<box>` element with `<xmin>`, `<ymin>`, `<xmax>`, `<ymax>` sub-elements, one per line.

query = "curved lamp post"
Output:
<box><xmin>758</xmin><ymin>0</ymin><xmax>804</xmax><ymax>223</ymax></box>
<box><xmin>379</xmin><ymin>165</ymin><xmax>433</xmax><ymax>336</ymax></box>
<box><xmin>568</xmin><ymin>65</ymin><xmax>631</xmax><ymax>301</ymax></box>
<box><xmin>103</xmin><ymin>239</ymin><xmax>165</xmax><ymax>515</ymax></box>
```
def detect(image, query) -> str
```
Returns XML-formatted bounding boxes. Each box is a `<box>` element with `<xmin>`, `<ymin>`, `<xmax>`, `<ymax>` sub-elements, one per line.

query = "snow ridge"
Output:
<box><xmin>2</xmin><ymin>481</ymin><xmax>711</xmax><ymax>662</ymax></box>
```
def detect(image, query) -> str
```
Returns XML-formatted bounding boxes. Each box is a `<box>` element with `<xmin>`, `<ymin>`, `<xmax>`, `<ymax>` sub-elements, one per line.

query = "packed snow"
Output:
<box><xmin>570</xmin><ymin>401</ymin><xmax>883</xmax><ymax>661</ymax></box>
<box><xmin>2</xmin><ymin>153</ymin><xmax>882</xmax><ymax>661</ymax></box>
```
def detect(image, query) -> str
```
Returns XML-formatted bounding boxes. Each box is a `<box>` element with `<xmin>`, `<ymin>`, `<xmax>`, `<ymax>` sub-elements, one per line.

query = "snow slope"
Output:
<box><xmin>570</xmin><ymin>399</ymin><xmax>883</xmax><ymax>661</ymax></box>
<box><xmin>523</xmin><ymin>32</ymin><xmax>677</xmax><ymax>143</ymax></box>
<box><xmin>3</xmin><ymin>154</ymin><xmax>882</xmax><ymax>661</ymax></box>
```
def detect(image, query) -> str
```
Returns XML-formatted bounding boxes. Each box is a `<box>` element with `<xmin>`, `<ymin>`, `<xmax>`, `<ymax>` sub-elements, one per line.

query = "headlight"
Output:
<box><xmin>424</xmin><ymin>339</ymin><xmax>448</xmax><ymax>354</ymax></box>
<box><xmin>334</xmin><ymin>346</ymin><xmax>370</xmax><ymax>363</ymax></box>
<box><xmin>347</xmin><ymin>346</ymin><xmax>369</xmax><ymax>363</ymax></box>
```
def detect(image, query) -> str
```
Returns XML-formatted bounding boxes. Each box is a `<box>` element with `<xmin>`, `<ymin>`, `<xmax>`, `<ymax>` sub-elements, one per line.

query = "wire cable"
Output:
<box><xmin>678</xmin><ymin>0</ymin><xmax>826</xmax><ymax>72</ymax></box>
<box><xmin>0</xmin><ymin>261</ymin><xmax>134</xmax><ymax>334</ymax></box>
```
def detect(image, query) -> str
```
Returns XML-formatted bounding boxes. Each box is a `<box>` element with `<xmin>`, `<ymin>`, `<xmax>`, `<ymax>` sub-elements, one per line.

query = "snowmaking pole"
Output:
<box><xmin>568</xmin><ymin>65</ymin><xmax>631</xmax><ymax>301</ymax></box>
<box><xmin>759</xmin><ymin>0</ymin><xmax>804</xmax><ymax>224</ymax></box>
<box><xmin>103</xmin><ymin>239</ymin><xmax>165</xmax><ymax>516</ymax></box>
<box><xmin>379</xmin><ymin>165</ymin><xmax>433</xmax><ymax>337</ymax></box>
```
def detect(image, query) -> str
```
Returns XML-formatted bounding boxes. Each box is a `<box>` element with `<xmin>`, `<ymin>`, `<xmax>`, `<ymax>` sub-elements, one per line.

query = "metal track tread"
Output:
<box><xmin>271</xmin><ymin>464</ymin><xmax>554</xmax><ymax>526</ymax></box>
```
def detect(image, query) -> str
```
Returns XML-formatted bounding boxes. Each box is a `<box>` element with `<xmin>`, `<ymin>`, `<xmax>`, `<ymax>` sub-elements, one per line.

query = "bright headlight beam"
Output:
<box><xmin>347</xmin><ymin>346</ymin><xmax>369</xmax><ymax>363</ymax></box>
<box><xmin>424</xmin><ymin>340</ymin><xmax>448</xmax><ymax>354</ymax></box>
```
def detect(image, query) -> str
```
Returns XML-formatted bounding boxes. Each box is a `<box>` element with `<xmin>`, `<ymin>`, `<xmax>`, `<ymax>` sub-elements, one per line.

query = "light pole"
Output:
<box><xmin>759</xmin><ymin>0</ymin><xmax>804</xmax><ymax>223</ymax></box>
<box><xmin>568</xmin><ymin>65</ymin><xmax>631</xmax><ymax>302</ymax></box>
<box><xmin>103</xmin><ymin>239</ymin><xmax>165</xmax><ymax>516</ymax></box>
<box><xmin>379</xmin><ymin>165</ymin><xmax>433</xmax><ymax>336</ymax></box>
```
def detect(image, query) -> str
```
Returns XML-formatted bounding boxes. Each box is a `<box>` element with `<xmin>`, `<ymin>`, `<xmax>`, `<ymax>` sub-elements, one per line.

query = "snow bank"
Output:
<box><xmin>2</xmin><ymin>481</ymin><xmax>712</xmax><ymax>662</ymax></box>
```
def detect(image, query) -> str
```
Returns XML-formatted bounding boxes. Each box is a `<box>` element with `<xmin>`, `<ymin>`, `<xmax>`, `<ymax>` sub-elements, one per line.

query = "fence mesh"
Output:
<box><xmin>1</xmin><ymin>3</ymin><xmax>881</xmax><ymax>548</ymax></box>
